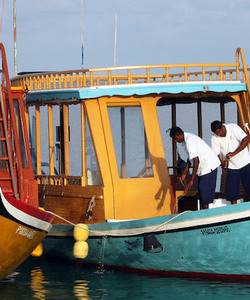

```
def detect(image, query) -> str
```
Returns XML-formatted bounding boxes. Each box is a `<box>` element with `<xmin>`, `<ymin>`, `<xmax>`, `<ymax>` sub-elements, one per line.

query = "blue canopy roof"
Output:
<box><xmin>26</xmin><ymin>81</ymin><xmax>247</xmax><ymax>102</ymax></box>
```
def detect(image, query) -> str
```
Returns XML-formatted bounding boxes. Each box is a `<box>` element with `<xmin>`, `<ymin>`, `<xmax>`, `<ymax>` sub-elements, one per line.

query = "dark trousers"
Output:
<box><xmin>227</xmin><ymin>163</ymin><xmax>250</xmax><ymax>201</ymax></box>
<box><xmin>198</xmin><ymin>168</ymin><xmax>218</xmax><ymax>205</ymax></box>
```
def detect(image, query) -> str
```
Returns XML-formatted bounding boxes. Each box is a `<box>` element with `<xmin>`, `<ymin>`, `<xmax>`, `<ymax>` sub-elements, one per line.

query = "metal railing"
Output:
<box><xmin>11</xmin><ymin>61</ymin><xmax>248</xmax><ymax>91</ymax></box>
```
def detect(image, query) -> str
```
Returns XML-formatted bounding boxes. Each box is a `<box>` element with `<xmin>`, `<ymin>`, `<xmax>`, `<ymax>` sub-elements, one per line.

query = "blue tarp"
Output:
<box><xmin>26</xmin><ymin>81</ymin><xmax>247</xmax><ymax>102</ymax></box>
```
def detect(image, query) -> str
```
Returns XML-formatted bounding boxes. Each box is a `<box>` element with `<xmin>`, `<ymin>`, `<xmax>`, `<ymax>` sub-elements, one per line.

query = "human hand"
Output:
<box><xmin>222</xmin><ymin>159</ymin><xmax>229</xmax><ymax>168</ymax></box>
<box><xmin>185</xmin><ymin>180</ymin><xmax>193</xmax><ymax>193</ymax></box>
<box><xmin>226</xmin><ymin>152</ymin><xmax>234</xmax><ymax>160</ymax></box>
<box><xmin>178</xmin><ymin>173</ymin><xmax>186</xmax><ymax>183</ymax></box>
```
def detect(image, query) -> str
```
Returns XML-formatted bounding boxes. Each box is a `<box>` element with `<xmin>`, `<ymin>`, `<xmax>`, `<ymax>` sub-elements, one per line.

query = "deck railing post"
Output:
<box><xmin>184</xmin><ymin>67</ymin><xmax>188</xmax><ymax>82</ymax></box>
<box><xmin>90</xmin><ymin>71</ymin><xmax>93</xmax><ymax>86</ymax></box>
<box><xmin>147</xmin><ymin>68</ymin><xmax>150</xmax><ymax>83</ymax></box>
<box><xmin>202</xmin><ymin>67</ymin><xmax>206</xmax><ymax>81</ymax></box>
<box><xmin>165</xmin><ymin>67</ymin><xmax>169</xmax><ymax>83</ymax></box>
<box><xmin>128</xmin><ymin>69</ymin><xmax>132</xmax><ymax>84</ymax></box>
<box><xmin>219</xmin><ymin>66</ymin><xmax>223</xmax><ymax>81</ymax></box>
<box><xmin>108</xmin><ymin>70</ymin><xmax>112</xmax><ymax>85</ymax></box>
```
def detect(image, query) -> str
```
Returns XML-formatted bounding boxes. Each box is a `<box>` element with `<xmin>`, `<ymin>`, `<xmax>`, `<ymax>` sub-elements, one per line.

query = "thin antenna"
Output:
<box><xmin>81</xmin><ymin>0</ymin><xmax>84</xmax><ymax>68</ymax></box>
<box><xmin>13</xmin><ymin>0</ymin><xmax>17</xmax><ymax>76</ymax></box>
<box><xmin>0</xmin><ymin>0</ymin><xmax>5</xmax><ymax>40</ymax></box>
<box><xmin>113</xmin><ymin>12</ymin><xmax>117</xmax><ymax>67</ymax></box>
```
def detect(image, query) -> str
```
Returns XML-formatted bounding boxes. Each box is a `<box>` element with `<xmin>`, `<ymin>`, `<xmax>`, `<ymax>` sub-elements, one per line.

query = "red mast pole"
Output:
<box><xmin>13</xmin><ymin>0</ymin><xmax>17</xmax><ymax>76</ymax></box>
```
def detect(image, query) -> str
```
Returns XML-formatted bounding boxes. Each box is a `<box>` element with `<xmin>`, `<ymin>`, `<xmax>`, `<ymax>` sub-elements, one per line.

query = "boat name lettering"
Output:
<box><xmin>201</xmin><ymin>226</ymin><xmax>230</xmax><ymax>236</ymax></box>
<box><xmin>16</xmin><ymin>226</ymin><xmax>36</xmax><ymax>239</ymax></box>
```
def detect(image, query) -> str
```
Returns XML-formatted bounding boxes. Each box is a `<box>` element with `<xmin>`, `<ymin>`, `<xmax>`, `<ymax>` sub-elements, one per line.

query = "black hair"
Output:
<box><xmin>211</xmin><ymin>120</ymin><xmax>222</xmax><ymax>133</ymax></box>
<box><xmin>169</xmin><ymin>126</ymin><xmax>184</xmax><ymax>138</ymax></box>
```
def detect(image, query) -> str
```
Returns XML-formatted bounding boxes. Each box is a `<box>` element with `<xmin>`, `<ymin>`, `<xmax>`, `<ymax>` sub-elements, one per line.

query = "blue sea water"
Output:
<box><xmin>1</xmin><ymin>256</ymin><xmax>250</xmax><ymax>299</ymax></box>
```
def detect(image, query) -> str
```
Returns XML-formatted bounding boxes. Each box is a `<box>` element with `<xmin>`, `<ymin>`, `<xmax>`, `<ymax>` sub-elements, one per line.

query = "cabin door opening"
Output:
<box><xmin>96</xmin><ymin>97</ymin><xmax>172</xmax><ymax>220</ymax></box>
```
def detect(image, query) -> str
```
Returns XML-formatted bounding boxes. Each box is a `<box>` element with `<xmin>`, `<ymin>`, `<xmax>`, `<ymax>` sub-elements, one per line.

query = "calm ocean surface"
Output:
<box><xmin>1</xmin><ymin>256</ymin><xmax>250</xmax><ymax>299</ymax></box>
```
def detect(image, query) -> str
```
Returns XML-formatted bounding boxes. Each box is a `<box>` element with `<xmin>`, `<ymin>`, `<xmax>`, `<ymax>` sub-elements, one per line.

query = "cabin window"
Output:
<box><xmin>86</xmin><ymin>116</ymin><xmax>102</xmax><ymax>185</ymax></box>
<box><xmin>69</xmin><ymin>105</ymin><xmax>81</xmax><ymax>176</ymax></box>
<box><xmin>108</xmin><ymin>106</ymin><xmax>153</xmax><ymax>178</ymax></box>
<box><xmin>13</xmin><ymin>100</ymin><xmax>28</xmax><ymax>168</ymax></box>
<box><xmin>28</xmin><ymin>106</ymin><xmax>50</xmax><ymax>174</ymax></box>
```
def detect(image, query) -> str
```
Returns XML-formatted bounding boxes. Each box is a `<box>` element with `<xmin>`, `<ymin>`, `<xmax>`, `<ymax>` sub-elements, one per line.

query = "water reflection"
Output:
<box><xmin>30</xmin><ymin>267</ymin><xmax>49</xmax><ymax>299</ymax></box>
<box><xmin>1</xmin><ymin>257</ymin><xmax>250</xmax><ymax>299</ymax></box>
<box><xmin>74</xmin><ymin>280</ymin><xmax>90</xmax><ymax>299</ymax></box>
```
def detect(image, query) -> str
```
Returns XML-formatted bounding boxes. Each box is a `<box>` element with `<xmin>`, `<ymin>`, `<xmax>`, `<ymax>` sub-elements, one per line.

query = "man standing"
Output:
<box><xmin>210</xmin><ymin>120</ymin><xmax>250</xmax><ymax>204</ymax></box>
<box><xmin>169</xmin><ymin>126</ymin><xmax>220</xmax><ymax>209</ymax></box>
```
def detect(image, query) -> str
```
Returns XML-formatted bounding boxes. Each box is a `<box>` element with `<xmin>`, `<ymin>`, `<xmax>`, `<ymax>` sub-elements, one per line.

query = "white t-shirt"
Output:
<box><xmin>182</xmin><ymin>132</ymin><xmax>220</xmax><ymax>176</ymax></box>
<box><xmin>211</xmin><ymin>123</ymin><xmax>250</xmax><ymax>169</ymax></box>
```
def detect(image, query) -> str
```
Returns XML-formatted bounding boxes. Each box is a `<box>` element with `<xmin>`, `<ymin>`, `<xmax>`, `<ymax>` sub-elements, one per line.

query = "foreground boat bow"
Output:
<box><xmin>0</xmin><ymin>43</ymin><xmax>55</xmax><ymax>280</ymax></box>
<box><xmin>0</xmin><ymin>188</ymin><xmax>54</xmax><ymax>281</ymax></box>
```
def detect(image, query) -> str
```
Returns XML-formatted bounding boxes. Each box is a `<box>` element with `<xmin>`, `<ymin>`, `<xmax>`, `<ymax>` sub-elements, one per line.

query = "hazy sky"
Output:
<box><xmin>1</xmin><ymin>0</ymin><xmax>250</xmax><ymax>77</ymax></box>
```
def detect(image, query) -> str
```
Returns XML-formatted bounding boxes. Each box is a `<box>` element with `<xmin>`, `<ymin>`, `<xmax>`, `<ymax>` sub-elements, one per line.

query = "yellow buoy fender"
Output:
<box><xmin>73</xmin><ymin>224</ymin><xmax>89</xmax><ymax>241</ymax></box>
<box><xmin>73</xmin><ymin>241</ymin><xmax>89</xmax><ymax>259</ymax></box>
<box><xmin>31</xmin><ymin>243</ymin><xmax>43</xmax><ymax>257</ymax></box>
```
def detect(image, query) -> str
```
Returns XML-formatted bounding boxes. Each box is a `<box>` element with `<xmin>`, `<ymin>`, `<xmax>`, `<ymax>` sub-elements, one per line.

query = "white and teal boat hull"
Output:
<box><xmin>44</xmin><ymin>202</ymin><xmax>250</xmax><ymax>279</ymax></box>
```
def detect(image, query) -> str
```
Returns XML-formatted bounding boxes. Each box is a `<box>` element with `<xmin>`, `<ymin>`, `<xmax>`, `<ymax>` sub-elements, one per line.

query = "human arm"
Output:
<box><xmin>179</xmin><ymin>160</ymin><xmax>190</xmax><ymax>183</ymax></box>
<box><xmin>226</xmin><ymin>136</ymin><xmax>249</xmax><ymax>159</ymax></box>
<box><xmin>184</xmin><ymin>157</ymin><xmax>199</xmax><ymax>193</ymax></box>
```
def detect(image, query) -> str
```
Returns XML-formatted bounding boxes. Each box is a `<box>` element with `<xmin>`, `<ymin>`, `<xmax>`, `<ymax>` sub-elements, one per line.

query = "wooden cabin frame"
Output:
<box><xmin>11</xmin><ymin>48</ymin><xmax>250</xmax><ymax>223</ymax></box>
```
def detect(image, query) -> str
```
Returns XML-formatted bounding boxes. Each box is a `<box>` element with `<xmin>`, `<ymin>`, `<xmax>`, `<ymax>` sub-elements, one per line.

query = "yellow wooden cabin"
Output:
<box><xmin>11</xmin><ymin>48</ymin><xmax>250</xmax><ymax>225</ymax></box>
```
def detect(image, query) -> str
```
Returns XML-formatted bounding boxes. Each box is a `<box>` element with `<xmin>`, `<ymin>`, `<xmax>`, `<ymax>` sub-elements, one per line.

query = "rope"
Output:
<box><xmin>88</xmin><ymin>209</ymin><xmax>190</xmax><ymax>237</ymax></box>
<box><xmin>46</xmin><ymin>207</ymin><xmax>190</xmax><ymax>236</ymax></box>
<box><xmin>45</xmin><ymin>210</ymin><xmax>88</xmax><ymax>231</ymax></box>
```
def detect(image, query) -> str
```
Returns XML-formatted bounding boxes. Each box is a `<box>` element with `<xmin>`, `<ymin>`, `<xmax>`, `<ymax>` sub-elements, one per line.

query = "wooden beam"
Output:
<box><xmin>220</xmin><ymin>102</ymin><xmax>225</xmax><ymax>123</ymax></box>
<box><xmin>197</xmin><ymin>101</ymin><xmax>203</xmax><ymax>138</ymax></box>
<box><xmin>35</xmin><ymin>105</ymin><xmax>41</xmax><ymax>176</ymax></box>
<box><xmin>25</xmin><ymin>105</ymin><xmax>29</xmax><ymax>138</ymax></box>
<box><xmin>144</xmin><ymin>130</ymin><xmax>150</xmax><ymax>176</ymax></box>
<box><xmin>81</xmin><ymin>102</ymin><xmax>87</xmax><ymax>186</ymax></box>
<box><xmin>63</xmin><ymin>104</ymin><xmax>70</xmax><ymax>177</ymax></box>
<box><xmin>171</xmin><ymin>103</ymin><xmax>177</xmax><ymax>172</ymax></box>
<box><xmin>48</xmin><ymin>105</ymin><xmax>54</xmax><ymax>181</ymax></box>
<box><xmin>120</xmin><ymin>107</ymin><xmax>126</xmax><ymax>178</ymax></box>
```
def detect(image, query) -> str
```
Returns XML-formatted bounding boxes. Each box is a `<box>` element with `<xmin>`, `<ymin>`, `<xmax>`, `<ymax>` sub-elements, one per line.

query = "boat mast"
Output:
<box><xmin>113</xmin><ymin>12</ymin><xmax>117</xmax><ymax>67</ymax></box>
<box><xmin>81</xmin><ymin>0</ymin><xmax>84</xmax><ymax>68</ymax></box>
<box><xmin>0</xmin><ymin>0</ymin><xmax>5</xmax><ymax>40</ymax></box>
<box><xmin>13</xmin><ymin>0</ymin><xmax>17</xmax><ymax>76</ymax></box>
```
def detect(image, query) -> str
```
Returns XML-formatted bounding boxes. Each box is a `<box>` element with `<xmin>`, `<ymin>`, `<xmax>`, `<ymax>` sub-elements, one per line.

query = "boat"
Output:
<box><xmin>0</xmin><ymin>43</ymin><xmax>55</xmax><ymax>281</ymax></box>
<box><xmin>11</xmin><ymin>47</ymin><xmax>250</xmax><ymax>279</ymax></box>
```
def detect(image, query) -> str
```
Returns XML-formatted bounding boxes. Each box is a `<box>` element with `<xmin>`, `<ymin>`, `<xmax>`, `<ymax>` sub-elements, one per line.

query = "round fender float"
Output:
<box><xmin>73</xmin><ymin>241</ymin><xmax>89</xmax><ymax>259</ymax></box>
<box><xmin>73</xmin><ymin>224</ymin><xmax>89</xmax><ymax>241</ymax></box>
<box><xmin>31</xmin><ymin>243</ymin><xmax>43</xmax><ymax>257</ymax></box>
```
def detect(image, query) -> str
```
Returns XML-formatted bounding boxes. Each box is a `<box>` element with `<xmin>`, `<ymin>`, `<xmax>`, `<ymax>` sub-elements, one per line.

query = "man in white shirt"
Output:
<box><xmin>211</xmin><ymin>120</ymin><xmax>250</xmax><ymax>204</ymax></box>
<box><xmin>169</xmin><ymin>126</ymin><xmax>221</xmax><ymax>209</ymax></box>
